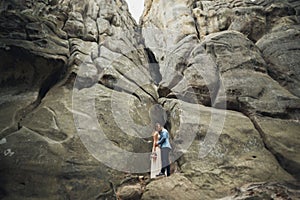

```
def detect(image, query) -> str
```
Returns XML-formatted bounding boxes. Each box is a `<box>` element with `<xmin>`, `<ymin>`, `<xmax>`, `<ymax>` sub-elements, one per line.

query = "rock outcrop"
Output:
<box><xmin>0</xmin><ymin>0</ymin><xmax>299</xmax><ymax>199</ymax></box>
<box><xmin>218</xmin><ymin>182</ymin><xmax>300</xmax><ymax>200</ymax></box>
<box><xmin>0</xmin><ymin>0</ymin><xmax>155</xmax><ymax>199</ymax></box>
<box><xmin>160</xmin><ymin>98</ymin><xmax>294</xmax><ymax>198</ymax></box>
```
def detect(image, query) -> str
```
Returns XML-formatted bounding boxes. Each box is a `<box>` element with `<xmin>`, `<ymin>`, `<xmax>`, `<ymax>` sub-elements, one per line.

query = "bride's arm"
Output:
<box><xmin>152</xmin><ymin>131</ymin><xmax>158</xmax><ymax>152</ymax></box>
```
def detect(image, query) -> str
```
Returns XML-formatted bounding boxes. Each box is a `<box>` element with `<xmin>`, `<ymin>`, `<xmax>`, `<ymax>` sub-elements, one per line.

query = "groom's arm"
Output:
<box><xmin>157</xmin><ymin>132</ymin><xmax>167</xmax><ymax>146</ymax></box>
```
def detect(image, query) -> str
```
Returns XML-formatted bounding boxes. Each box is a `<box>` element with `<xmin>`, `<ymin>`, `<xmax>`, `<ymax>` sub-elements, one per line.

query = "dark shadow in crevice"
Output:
<box><xmin>144</xmin><ymin>48</ymin><xmax>162</xmax><ymax>85</ymax></box>
<box><xmin>0</xmin><ymin>46</ymin><xmax>67</xmax><ymax>135</ymax></box>
<box><xmin>158</xmin><ymin>86</ymin><xmax>171</xmax><ymax>99</ymax></box>
<box><xmin>37</xmin><ymin>60</ymin><xmax>66</xmax><ymax>103</ymax></box>
<box><xmin>0</xmin><ymin>181</ymin><xmax>7</xmax><ymax>199</ymax></box>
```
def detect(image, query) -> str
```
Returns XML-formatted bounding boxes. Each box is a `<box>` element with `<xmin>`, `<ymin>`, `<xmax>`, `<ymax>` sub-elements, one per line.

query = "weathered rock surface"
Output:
<box><xmin>117</xmin><ymin>183</ymin><xmax>143</xmax><ymax>200</ymax></box>
<box><xmin>142</xmin><ymin>0</ymin><xmax>219</xmax><ymax>106</ymax></box>
<box><xmin>0</xmin><ymin>0</ymin><xmax>299</xmax><ymax>199</ymax></box>
<box><xmin>218</xmin><ymin>182</ymin><xmax>300</xmax><ymax>200</ymax></box>
<box><xmin>192</xmin><ymin>0</ymin><xmax>300</xmax><ymax>98</ymax></box>
<box><xmin>254</xmin><ymin>116</ymin><xmax>300</xmax><ymax>179</ymax></box>
<box><xmin>142</xmin><ymin>173</ymin><xmax>202</xmax><ymax>200</ymax></box>
<box><xmin>192</xmin><ymin>0</ymin><xmax>297</xmax><ymax>41</ymax></box>
<box><xmin>202</xmin><ymin>30</ymin><xmax>300</xmax><ymax>118</ymax></box>
<box><xmin>256</xmin><ymin>18</ymin><xmax>300</xmax><ymax>97</ymax></box>
<box><xmin>159</xmin><ymin>98</ymin><xmax>294</xmax><ymax>199</ymax></box>
<box><xmin>0</xmin><ymin>0</ymin><xmax>156</xmax><ymax>199</ymax></box>
<box><xmin>140</xmin><ymin>0</ymin><xmax>300</xmax><ymax>199</ymax></box>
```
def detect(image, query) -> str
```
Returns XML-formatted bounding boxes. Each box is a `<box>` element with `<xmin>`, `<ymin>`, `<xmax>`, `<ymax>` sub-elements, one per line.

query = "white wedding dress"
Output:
<box><xmin>150</xmin><ymin>136</ymin><xmax>162</xmax><ymax>179</ymax></box>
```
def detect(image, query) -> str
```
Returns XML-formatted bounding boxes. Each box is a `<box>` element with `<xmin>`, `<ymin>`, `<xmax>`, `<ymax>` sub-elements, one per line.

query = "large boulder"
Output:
<box><xmin>160</xmin><ymin>98</ymin><xmax>294</xmax><ymax>199</ymax></box>
<box><xmin>256</xmin><ymin>17</ymin><xmax>300</xmax><ymax>97</ymax></box>
<box><xmin>117</xmin><ymin>184</ymin><xmax>143</xmax><ymax>200</ymax></box>
<box><xmin>0</xmin><ymin>0</ymin><xmax>158</xmax><ymax>199</ymax></box>
<box><xmin>254</xmin><ymin>116</ymin><xmax>300</xmax><ymax>179</ymax></box>
<box><xmin>218</xmin><ymin>182</ymin><xmax>300</xmax><ymax>200</ymax></box>
<box><xmin>192</xmin><ymin>0</ymin><xmax>300</xmax><ymax>98</ymax></box>
<box><xmin>141</xmin><ymin>174</ymin><xmax>202</xmax><ymax>200</ymax></box>
<box><xmin>202</xmin><ymin>30</ymin><xmax>300</xmax><ymax>118</ymax></box>
<box><xmin>192</xmin><ymin>0</ymin><xmax>297</xmax><ymax>41</ymax></box>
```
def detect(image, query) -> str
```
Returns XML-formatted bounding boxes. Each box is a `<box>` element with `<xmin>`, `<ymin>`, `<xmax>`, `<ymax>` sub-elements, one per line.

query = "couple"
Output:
<box><xmin>150</xmin><ymin>123</ymin><xmax>172</xmax><ymax>179</ymax></box>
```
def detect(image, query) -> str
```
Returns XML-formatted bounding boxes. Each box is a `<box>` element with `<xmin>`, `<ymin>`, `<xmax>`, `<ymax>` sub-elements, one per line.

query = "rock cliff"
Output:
<box><xmin>0</xmin><ymin>0</ymin><xmax>299</xmax><ymax>199</ymax></box>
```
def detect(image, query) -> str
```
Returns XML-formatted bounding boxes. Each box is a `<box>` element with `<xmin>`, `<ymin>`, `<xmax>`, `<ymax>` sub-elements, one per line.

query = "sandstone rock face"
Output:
<box><xmin>0</xmin><ymin>0</ymin><xmax>299</xmax><ymax>199</ymax></box>
<box><xmin>141</xmin><ymin>0</ymin><xmax>300</xmax><ymax>198</ymax></box>
<box><xmin>192</xmin><ymin>0</ymin><xmax>300</xmax><ymax>98</ymax></box>
<box><xmin>142</xmin><ymin>174</ymin><xmax>202</xmax><ymax>200</ymax></box>
<box><xmin>160</xmin><ymin>98</ymin><xmax>294</xmax><ymax>199</ymax></box>
<box><xmin>142</xmin><ymin>0</ymin><xmax>220</xmax><ymax>106</ymax></box>
<box><xmin>256</xmin><ymin>19</ymin><xmax>300</xmax><ymax>97</ymax></box>
<box><xmin>0</xmin><ymin>0</ymin><xmax>155</xmax><ymax>199</ymax></box>
<box><xmin>254</xmin><ymin>116</ymin><xmax>300</xmax><ymax>179</ymax></box>
<box><xmin>117</xmin><ymin>184</ymin><xmax>143</xmax><ymax>200</ymax></box>
<box><xmin>218</xmin><ymin>182</ymin><xmax>300</xmax><ymax>200</ymax></box>
<box><xmin>202</xmin><ymin>30</ymin><xmax>300</xmax><ymax>117</ymax></box>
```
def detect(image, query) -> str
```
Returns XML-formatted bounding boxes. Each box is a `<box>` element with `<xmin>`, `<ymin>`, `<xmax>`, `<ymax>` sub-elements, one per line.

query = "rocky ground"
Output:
<box><xmin>0</xmin><ymin>0</ymin><xmax>299</xmax><ymax>199</ymax></box>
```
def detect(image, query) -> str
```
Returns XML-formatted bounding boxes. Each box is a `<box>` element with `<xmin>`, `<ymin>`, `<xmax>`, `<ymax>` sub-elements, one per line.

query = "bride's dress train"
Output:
<box><xmin>150</xmin><ymin>147</ymin><xmax>161</xmax><ymax>179</ymax></box>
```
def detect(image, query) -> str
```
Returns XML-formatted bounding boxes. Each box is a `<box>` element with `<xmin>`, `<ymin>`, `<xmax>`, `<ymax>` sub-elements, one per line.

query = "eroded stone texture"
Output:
<box><xmin>0</xmin><ymin>0</ymin><xmax>158</xmax><ymax>199</ymax></box>
<box><xmin>192</xmin><ymin>0</ymin><xmax>300</xmax><ymax>98</ymax></box>
<box><xmin>142</xmin><ymin>0</ymin><xmax>219</xmax><ymax>106</ymax></box>
<box><xmin>142</xmin><ymin>174</ymin><xmax>202</xmax><ymax>200</ymax></box>
<box><xmin>140</xmin><ymin>0</ymin><xmax>300</xmax><ymax>199</ymax></box>
<box><xmin>202</xmin><ymin>31</ymin><xmax>300</xmax><ymax>118</ymax></box>
<box><xmin>218</xmin><ymin>182</ymin><xmax>300</xmax><ymax>200</ymax></box>
<box><xmin>158</xmin><ymin>98</ymin><xmax>294</xmax><ymax>199</ymax></box>
<box><xmin>192</xmin><ymin>0</ymin><xmax>297</xmax><ymax>41</ymax></box>
<box><xmin>254</xmin><ymin>116</ymin><xmax>300</xmax><ymax>179</ymax></box>
<box><xmin>256</xmin><ymin>17</ymin><xmax>300</xmax><ymax>97</ymax></box>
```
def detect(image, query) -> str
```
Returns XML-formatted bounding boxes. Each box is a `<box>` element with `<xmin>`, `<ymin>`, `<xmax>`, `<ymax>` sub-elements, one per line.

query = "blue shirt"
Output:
<box><xmin>157</xmin><ymin>129</ymin><xmax>172</xmax><ymax>149</ymax></box>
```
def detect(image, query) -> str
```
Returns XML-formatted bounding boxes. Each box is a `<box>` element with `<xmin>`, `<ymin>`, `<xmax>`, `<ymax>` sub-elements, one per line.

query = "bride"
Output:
<box><xmin>150</xmin><ymin>130</ymin><xmax>162</xmax><ymax>179</ymax></box>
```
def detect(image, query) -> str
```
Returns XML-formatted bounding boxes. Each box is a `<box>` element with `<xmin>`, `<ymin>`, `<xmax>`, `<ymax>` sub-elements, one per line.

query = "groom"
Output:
<box><xmin>155</xmin><ymin>122</ymin><xmax>172</xmax><ymax>177</ymax></box>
